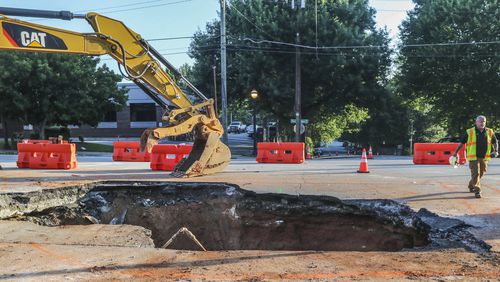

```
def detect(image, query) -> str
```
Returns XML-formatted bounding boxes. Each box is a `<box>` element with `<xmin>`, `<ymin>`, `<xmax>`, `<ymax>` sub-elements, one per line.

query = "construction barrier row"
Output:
<box><xmin>413</xmin><ymin>143</ymin><xmax>466</xmax><ymax>165</ymax></box>
<box><xmin>20</xmin><ymin>139</ymin><xmax>50</xmax><ymax>144</ymax></box>
<box><xmin>15</xmin><ymin>140</ymin><xmax>192</xmax><ymax>171</ymax></box>
<box><xmin>113</xmin><ymin>141</ymin><xmax>151</xmax><ymax>162</ymax></box>
<box><xmin>256</xmin><ymin>142</ymin><xmax>305</xmax><ymax>164</ymax></box>
<box><xmin>17</xmin><ymin>142</ymin><xmax>77</xmax><ymax>169</ymax></box>
<box><xmin>20</xmin><ymin>139</ymin><xmax>69</xmax><ymax>144</ymax></box>
<box><xmin>150</xmin><ymin>144</ymin><xmax>193</xmax><ymax>171</ymax></box>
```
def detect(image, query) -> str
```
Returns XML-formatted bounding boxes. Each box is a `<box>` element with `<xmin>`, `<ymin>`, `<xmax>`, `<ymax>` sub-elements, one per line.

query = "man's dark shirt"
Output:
<box><xmin>460</xmin><ymin>128</ymin><xmax>498</xmax><ymax>158</ymax></box>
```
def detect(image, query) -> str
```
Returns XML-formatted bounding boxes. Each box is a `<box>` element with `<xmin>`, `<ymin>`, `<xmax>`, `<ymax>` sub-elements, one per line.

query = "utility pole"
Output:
<box><xmin>220</xmin><ymin>0</ymin><xmax>228</xmax><ymax>145</ymax></box>
<box><xmin>212</xmin><ymin>65</ymin><xmax>218</xmax><ymax>116</ymax></box>
<box><xmin>294</xmin><ymin>32</ymin><xmax>301</xmax><ymax>142</ymax></box>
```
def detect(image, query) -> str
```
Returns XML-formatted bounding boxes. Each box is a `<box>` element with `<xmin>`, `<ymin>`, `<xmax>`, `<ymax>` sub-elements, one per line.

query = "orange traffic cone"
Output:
<box><xmin>368</xmin><ymin>146</ymin><xmax>374</xmax><ymax>159</ymax></box>
<box><xmin>357</xmin><ymin>148</ymin><xmax>370</xmax><ymax>173</ymax></box>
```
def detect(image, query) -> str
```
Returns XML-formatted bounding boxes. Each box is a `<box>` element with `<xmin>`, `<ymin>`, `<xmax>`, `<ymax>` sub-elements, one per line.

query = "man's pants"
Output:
<box><xmin>468</xmin><ymin>158</ymin><xmax>488</xmax><ymax>192</ymax></box>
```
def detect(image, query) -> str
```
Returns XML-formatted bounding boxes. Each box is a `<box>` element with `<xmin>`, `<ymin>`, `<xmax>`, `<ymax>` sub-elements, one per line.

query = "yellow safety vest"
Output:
<box><xmin>466</xmin><ymin>127</ymin><xmax>493</xmax><ymax>161</ymax></box>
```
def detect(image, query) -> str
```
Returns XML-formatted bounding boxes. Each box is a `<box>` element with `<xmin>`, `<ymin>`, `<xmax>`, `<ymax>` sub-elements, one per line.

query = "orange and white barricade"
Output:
<box><xmin>150</xmin><ymin>144</ymin><xmax>193</xmax><ymax>171</ymax></box>
<box><xmin>17</xmin><ymin>142</ymin><xmax>77</xmax><ymax>169</ymax></box>
<box><xmin>113</xmin><ymin>141</ymin><xmax>150</xmax><ymax>162</ymax></box>
<box><xmin>256</xmin><ymin>142</ymin><xmax>305</xmax><ymax>164</ymax></box>
<box><xmin>413</xmin><ymin>143</ymin><xmax>466</xmax><ymax>165</ymax></box>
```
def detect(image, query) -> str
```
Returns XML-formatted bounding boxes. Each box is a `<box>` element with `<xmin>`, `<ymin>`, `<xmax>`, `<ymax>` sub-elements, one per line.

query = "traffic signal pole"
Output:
<box><xmin>220</xmin><ymin>0</ymin><xmax>228</xmax><ymax>145</ymax></box>
<box><xmin>295</xmin><ymin>32</ymin><xmax>302</xmax><ymax>142</ymax></box>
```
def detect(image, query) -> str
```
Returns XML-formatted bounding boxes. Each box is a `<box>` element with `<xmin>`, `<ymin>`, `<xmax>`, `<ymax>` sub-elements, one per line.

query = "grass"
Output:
<box><xmin>0</xmin><ymin>140</ymin><xmax>17</xmax><ymax>154</ymax></box>
<box><xmin>0</xmin><ymin>140</ymin><xmax>113</xmax><ymax>153</ymax></box>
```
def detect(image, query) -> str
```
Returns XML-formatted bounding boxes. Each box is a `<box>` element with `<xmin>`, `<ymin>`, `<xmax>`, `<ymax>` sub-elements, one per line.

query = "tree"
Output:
<box><xmin>405</xmin><ymin>98</ymin><xmax>447</xmax><ymax>143</ymax></box>
<box><xmin>0</xmin><ymin>53</ymin><xmax>30</xmax><ymax>148</ymax></box>
<box><xmin>397</xmin><ymin>0</ymin><xmax>500</xmax><ymax>136</ymax></box>
<box><xmin>189</xmin><ymin>0</ymin><xmax>392</xmax><ymax>143</ymax></box>
<box><xmin>310</xmin><ymin>104</ymin><xmax>369</xmax><ymax>145</ymax></box>
<box><xmin>347</xmin><ymin>91</ymin><xmax>411</xmax><ymax>148</ymax></box>
<box><xmin>9</xmin><ymin>53</ymin><xmax>127</xmax><ymax>139</ymax></box>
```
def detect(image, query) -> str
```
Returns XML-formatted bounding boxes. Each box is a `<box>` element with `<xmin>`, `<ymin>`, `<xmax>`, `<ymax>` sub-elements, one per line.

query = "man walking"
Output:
<box><xmin>453</xmin><ymin>115</ymin><xmax>498</xmax><ymax>198</ymax></box>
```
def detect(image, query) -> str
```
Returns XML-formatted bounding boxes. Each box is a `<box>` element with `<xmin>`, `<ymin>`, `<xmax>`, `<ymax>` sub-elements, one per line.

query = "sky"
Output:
<box><xmin>1</xmin><ymin>0</ymin><xmax>415</xmax><ymax>71</ymax></box>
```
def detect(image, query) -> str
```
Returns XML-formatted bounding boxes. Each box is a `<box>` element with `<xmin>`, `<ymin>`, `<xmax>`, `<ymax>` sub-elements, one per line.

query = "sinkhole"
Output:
<box><xmin>1</xmin><ymin>182</ymin><xmax>488</xmax><ymax>253</ymax></box>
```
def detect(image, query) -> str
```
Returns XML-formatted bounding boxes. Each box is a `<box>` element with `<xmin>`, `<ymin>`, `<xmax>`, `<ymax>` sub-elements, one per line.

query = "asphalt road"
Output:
<box><xmin>227</xmin><ymin>133</ymin><xmax>253</xmax><ymax>156</ymax></box>
<box><xmin>73</xmin><ymin>133</ymin><xmax>254</xmax><ymax>156</ymax></box>
<box><xmin>1</xmin><ymin>144</ymin><xmax>500</xmax><ymax>280</ymax></box>
<box><xmin>1</xmin><ymin>154</ymin><xmax>499</xmax><ymax>252</ymax></box>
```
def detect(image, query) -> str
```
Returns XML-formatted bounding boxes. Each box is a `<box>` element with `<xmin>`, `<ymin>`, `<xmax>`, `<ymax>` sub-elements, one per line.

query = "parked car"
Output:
<box><xmin>239</xmin><ymin>123</ymin><xmax>247</xmax><ymax>132</ymax></box>
<box><xmin>246</xmin><ymin>125</ymin><xmax>262</xmax><ymax>137</ymax></box>
<box><xmin>228</xmin><ymin>121</ymin><xmax>244</xmax><ymax>133</ymax></box>
<box><xmin>314</xmin><ymin>140</ymin><xmax>348</xmax><ymax>156</ymax></box>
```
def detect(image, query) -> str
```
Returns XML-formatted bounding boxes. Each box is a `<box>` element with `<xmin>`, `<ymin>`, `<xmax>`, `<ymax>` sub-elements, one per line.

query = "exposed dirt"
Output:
<box><xmin>0</xmin><ymin>181</ymin><xmax>499</xmax><ymax>281</ymax></box>
<box><xmin>0</xmin><ymin>243</ymin><xmax>499</xmax><ymax>281</ymax></box>
<box><xmin>0</xmin><ymin>181</ymin><xmax>492</xmax><ymax>254</ymax></box>
<box><xmin>74</xmin><ymin>183</ymin><xmax>429</xmax><ymax>251</ymax></box>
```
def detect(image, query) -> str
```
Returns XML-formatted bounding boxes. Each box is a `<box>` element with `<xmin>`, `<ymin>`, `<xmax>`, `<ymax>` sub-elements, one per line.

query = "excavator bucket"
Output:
<box><xmin>0</xmin><ymin>6</ymin><xmax>231</xmax><ymax>177</ymax></box>
<box><xmin>141</xmin><ymin>128</ymin><xmax>231</xmax><ymax>178</ymax></box>
<box><xmin>171</xmin><ymin>132</ymin><xmax>231</xmax><ymax>178</ymax></box>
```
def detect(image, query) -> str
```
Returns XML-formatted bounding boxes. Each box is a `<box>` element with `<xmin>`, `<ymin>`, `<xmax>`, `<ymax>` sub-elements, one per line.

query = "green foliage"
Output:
<box><xmin>405</xmin><ymin>99</ymin><xmax>448</xmax><ymax>142</ymax></box>
<box><xmin>0</xmin><ymin>52</ymin><xmax>128</xmax><ymax>139</ymax></box>
<box><xmin>0</xmin><ymin>53</ymin><xmax>28</xmax><ymax>117</ymax></box>
<box><xmin>49</xmin><ymin>127</ymin><xmax>70</xmax><ymax>140</ymax></box>
<box><xmin>310</xmin><ymin>104</ymin><xmax>369</xmax><ymax>145</ymax></box>
<box><xmin>229</xmin><ymin>100</ymin><xmax>253</xmax><ymax>124</ymax></box>
<box><xmin>189</xmin><ymin>0</ymin><xmax>392</xmax><ymax>140</ymax></box>
<box><xmin>397</xmin><ymin>0</ymin><xmax>500</xmax><ymax>135</ymax></box>
<box><xmin>178</xmin><ymin>63</ymin><xmax>192</xmax><ymax>77</ymax></box>
<box><xmin>305</xmin><ymin>136</ymin><xmax>314</xmax><ymax>154</ymax></box>
<box><xmin>347</xmin><ymin>90</ymin><xmax>410</xmax><ymax>147</ymax></box>
<box><xmin>0</xmin><ymin>52</ymin><xmax>30</xmax><ymax>148</ymax></box>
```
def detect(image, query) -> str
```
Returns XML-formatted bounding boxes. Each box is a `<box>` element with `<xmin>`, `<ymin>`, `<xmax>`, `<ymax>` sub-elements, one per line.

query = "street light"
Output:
<box><xmin>250</xmin><ymin>90</ymin><xmax>258</xmax><ymax>156</ymax></box>
<box><xmin>250</xmin><ymin>89</ymin><xmax>258</xmax><ymax>99</ymax></box>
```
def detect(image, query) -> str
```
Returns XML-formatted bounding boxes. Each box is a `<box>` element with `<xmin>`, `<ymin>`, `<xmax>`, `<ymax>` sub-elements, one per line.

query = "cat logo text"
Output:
<box><xmin>20</xmin><ymin>31</ymin><xmax>47</xmax><ymax>47</ymax></box>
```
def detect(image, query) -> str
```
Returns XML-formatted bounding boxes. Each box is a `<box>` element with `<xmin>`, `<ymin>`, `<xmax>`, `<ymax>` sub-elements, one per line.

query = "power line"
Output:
<box><xmin>226</xmin><ymin>2</ymin><xmax>274</xmax><ymax>39</ymax></box>
<box><xmin>403</xmin><ymin>41</ymin><xmax>500</xmax><ymax>48</ymax></box>
<box><xmin>147</xmin><ymin>35</ymin><xmax>219</xmax><ymax>42</ymax></box>
<box><xmin>97</xmin><ymin>37</ymin><xmax>499</xmax><ymax>61</ymax></box>
<box><xmin>235</xmin><ymin>36</ymin><xmax>500</xmax><ymax>50</ymax></box>
<box><xmin>229</xmin><ymin>43</ymin><xmax>499</xmax><ymax>57</ymax></box>
<box><xmin>376</xmin><ymin>9</ymin><xmax>409</xmax><ymax>12</ymax></box>
<box><xmin>74</xmin><ymin>0</ymin><xmax>177</xmax><ymax>13</ymax></box>
<box><xmin>148</xmin><ymin>36</ymin><xmax>194</xmax><ymax>41</ymax></box>
<box><xmin>155</xmin><ymin>45</ymin><xmax>211</xmax><ymax>52</ymax></box>
<box><xmin>99</xmin><ymin>45</ymin><xmax>499</xmax><ymax>60</ymax></box>
<box><xmin>154</xmin><ymin>44</ymin><xmax>217</xmax><ymax>52</ymax></box>
<box><xmin>225</xmin><ymin>45</ymin><xmax>499</xmax><ymax>58</ymax></box>
<box><xmin>99</xmin><ymin>47</ymin><xmax>220</xmax><ymax>60</ymax></box>
<box><xmin>28</xmin><ymin>0</ymin><xmax>192</xmax><ymax>22</ymax></box>
<box><xmin>97</xmin><ymin>0</ymin><xmax>192</xmax><ymax>14</ymax></box>
<box><xmin>99</xmin><ymin>38</ymin><xmax>498</xmax><ymax>62</ymax></box>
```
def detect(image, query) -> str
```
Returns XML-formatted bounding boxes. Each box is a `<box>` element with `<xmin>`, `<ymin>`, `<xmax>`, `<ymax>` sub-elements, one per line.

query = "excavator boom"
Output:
<box><xmin>0</xmin><ymin>7</ymin><xmax>231</xmax><ymax>177</ymax></box>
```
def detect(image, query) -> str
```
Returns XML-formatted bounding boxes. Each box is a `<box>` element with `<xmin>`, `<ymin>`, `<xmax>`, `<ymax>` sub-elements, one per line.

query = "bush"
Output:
<box><xmin>45</xmin><ymin>127</ymin><xmax>71</xmax><ymax>140</ymax></box>
<box><xmin>29</xmin><ymin>132</ymin><xmax>40</xmax><ymax>140</ymax></box>
<box><xmin>305</xmin><ymin>136</ymin><xmax>314</xmax><ymax>155</ymax></box>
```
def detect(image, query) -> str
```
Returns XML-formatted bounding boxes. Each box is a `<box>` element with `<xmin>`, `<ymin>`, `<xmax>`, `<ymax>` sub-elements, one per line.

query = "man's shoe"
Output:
<box><xmin>469</xmin><ymin>187</ymin><xmax>475</xmax><ymax>193</ymax></box>
<box><xmin>474</xmin><ymin>189</ymin><xmax>481</xmax><ymax>198</ymax></box>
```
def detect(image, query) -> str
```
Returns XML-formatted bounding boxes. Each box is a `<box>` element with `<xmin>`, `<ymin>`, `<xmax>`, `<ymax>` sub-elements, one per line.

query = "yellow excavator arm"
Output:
<box><xmin>0</xmin><ymin>7</ymin><xmax>230</xmax><ymax>177</ymax></box>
